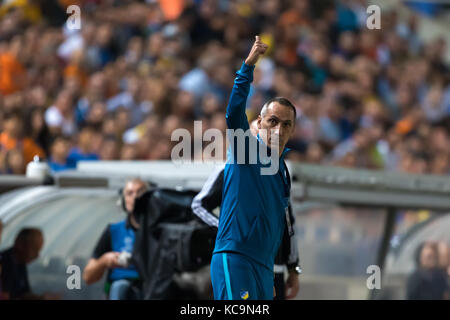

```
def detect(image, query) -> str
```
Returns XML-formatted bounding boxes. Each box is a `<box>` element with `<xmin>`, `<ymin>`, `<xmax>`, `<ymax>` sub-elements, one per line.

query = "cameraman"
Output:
<box><xmin>83</xmin><ymin>178</ymin><xmax>148</xmax><ymax>300</ymax></box>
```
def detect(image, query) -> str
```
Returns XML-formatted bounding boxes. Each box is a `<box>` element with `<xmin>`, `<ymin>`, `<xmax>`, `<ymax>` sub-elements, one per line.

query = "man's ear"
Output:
<box><xmin>290</xmin><ymin>120</ymin><xmax>296</xmax><ymax>135</ymax></box>
<box><xmin>257</xmin><ymin>115</ymin><xmax>262</xmax><ymax>129</ymax></box>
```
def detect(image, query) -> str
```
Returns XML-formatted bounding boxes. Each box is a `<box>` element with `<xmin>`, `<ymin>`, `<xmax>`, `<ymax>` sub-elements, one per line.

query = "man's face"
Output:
<box><xmin>79</xmin><ymin>129</ymin><xmax>93</xmax><ymax>150</ymax></box>
<box><xmin>27</xmin><ymin>234</ymin><xmax>43</xmax><ymax>264</ymax></box>
<box><xmin>56</xmin><ymin>92</ymin><xmax>73</xmax><ymax>113</ymax></box>
<box><xmin>17</xmin><ymin>233</ymin><xmax>44</xmax><ymax>264</ymax></box>
<box><xmin>437</xmin><ymin>242</ymin><xmax>450</xmax><ymax>269</ymax></box>
<box><xmin>123</xmin><ymin>181</ymin><xmax>147</xmax><ymax>213</ymax></box>
<box><xmin>420</xmin><ymin>245</ymin><xmax>437</xmax><ymax>270</ymax></box>
<box><xmin>51</xmin><ymin>139</ymin><xmax>69</xmax><ymax>159</ymax></box>
<box><xmin>4</xmin><ymin>117</ymin><xmax>22</xmax><ymax>137</ymax></box>
<box><xmin>100</xmin><ymin>140</ymin><xmax>119</xmax><ymax>160</ymax></box>
<box><xmin>257</xmin><ymin>102</ymin><xmax>295</xmax><ymax>155</ymax></box>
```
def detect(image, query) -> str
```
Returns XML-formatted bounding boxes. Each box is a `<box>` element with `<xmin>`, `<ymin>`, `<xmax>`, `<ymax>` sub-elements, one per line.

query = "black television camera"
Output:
<box><xmin>131</xmin><ymin>188</ymin><xmax>217</xmax><ymax>299</ymax></box>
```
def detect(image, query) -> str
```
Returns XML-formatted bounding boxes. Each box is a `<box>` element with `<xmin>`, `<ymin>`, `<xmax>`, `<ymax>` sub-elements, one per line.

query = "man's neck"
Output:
<box><xmin>256</xmin><ymin>133</ymin><xmax>287</xmax><ymax>158</ymax></box>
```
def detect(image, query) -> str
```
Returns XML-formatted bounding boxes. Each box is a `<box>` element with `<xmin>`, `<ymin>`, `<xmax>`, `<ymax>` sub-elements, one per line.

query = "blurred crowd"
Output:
<box><xmin>0</xmin><ymin>0</ymin><xmax>449</xmax><ymax>175</ymax></box>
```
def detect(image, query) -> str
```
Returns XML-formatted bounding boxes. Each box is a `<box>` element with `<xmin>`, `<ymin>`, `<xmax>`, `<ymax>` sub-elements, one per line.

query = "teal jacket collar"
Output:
<box><xmin>256</xmin><ymin>132</ymin><xmax>291</xmax><ymax>159</ymax></box>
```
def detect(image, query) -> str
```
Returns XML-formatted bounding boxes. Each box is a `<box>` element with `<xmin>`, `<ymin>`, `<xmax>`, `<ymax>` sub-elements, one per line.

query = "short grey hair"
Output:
<box><xmin>260</xmin><ymin>97</ymin><xmax>297</xmax><ymax>121</ymax></box>
<box><xmin>124</xmin><ymin>177</ymin><xmax>150</xmax><ymax>190</ymax></box>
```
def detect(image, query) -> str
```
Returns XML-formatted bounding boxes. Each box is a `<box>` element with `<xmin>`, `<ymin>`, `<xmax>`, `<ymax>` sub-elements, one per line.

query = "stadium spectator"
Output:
<box><xmin>0</xmin><ymin>228</ymin><xmax>60</xmax><ymax>300</ymax></box>
<box><xmin>44</xmin><ymin>90</ymin><xmax>77</xmax><ymax>137</ymax></box>
<box><xmin>3</xmin><ymin>148</ymin><xmax>26</xmax><ymax>174</ymax></box>
<box><xmin>74</xmin><ymin>72</ymin><xmax>108</xmax><ymax>127</ymax></box>
<box><xmin>0</xmin><ymin>0</ymin><xmax>447</xmax><ymax>177</ymax></box>
<box><xmin>99</xmin><ymin>135</ymin><xmax>120</xmax><ymax>161</ymax></box>
<box><xmin>0</xmin><ymin>111</ymin><xmax>45</xmax><ymax>169</ymax></box>
<box><xmin>84</xmin><ymin>101</ymin><xmax>107</xmax><ymax>129</ymax></box>
<box><xmin>435</xmin><ymin>240</ymin><xmax>450</xmax><ymax>299</ymax></box>
<box><xmin>24</xmin><ymin>107</ymin><xmax>52</xmax><ymax>156</ymax></box>
<box><xmin>0</xmin><ymin>40</ymin><xmax>26</xmax><ymax>95</ymax></box>
<box><xmin>436</xmin><ymin>241</ymin><xmax>450</xmax><ymax>278</ymax></box>
<box><xmin>106</xmin><ymin>74</ymin><xmax>151</xmax><ymax>127</ymax></box>
<box><xmin>83</xmin><ymin>178</ymin><xmax>149</xmax><ymax>300</ymax></box>
<box><xmin>407</xmin><ymin>241</ymin><xmax>449</xmax><ymax>300</ymax></box>
<box><xmin>67</xmin><ymin>126</ymin><xmax>100</xmax><ymax>166</ymax></box>
<box><xmin>48</xmin><ymin>135</ymin><xmax>74</xmax><ymax>173</ymax></box>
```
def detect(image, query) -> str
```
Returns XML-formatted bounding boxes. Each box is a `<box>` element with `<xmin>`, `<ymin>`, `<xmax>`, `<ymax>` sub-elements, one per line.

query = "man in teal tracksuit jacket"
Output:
<box><xmin>210</xmin><ymin>36</ymin><xmax>297</xmax><ymax>300</ymax></box>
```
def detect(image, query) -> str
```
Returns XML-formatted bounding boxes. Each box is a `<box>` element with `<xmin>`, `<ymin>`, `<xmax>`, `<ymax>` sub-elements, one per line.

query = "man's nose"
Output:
<box><xmin>270</xmin><ymin>128</ymin><xmax>281</xmax><ymax>144</ymax></box>
<box><xmin>272</xmin><ymin>125</ymin><xmax>281</xmax><ymax>135</ymax></box>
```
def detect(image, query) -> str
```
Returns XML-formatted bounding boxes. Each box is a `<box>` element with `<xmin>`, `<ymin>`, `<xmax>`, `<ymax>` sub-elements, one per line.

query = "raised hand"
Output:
<box><xmin>245</xmin><ymin>35</ymin><xmax>269</xmax><ymax>66</ymax></box>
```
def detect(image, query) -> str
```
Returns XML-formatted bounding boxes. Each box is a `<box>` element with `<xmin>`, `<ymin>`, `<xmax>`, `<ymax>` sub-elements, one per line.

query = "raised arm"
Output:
<box><xmin>226</xmin><ymin>36</ymin><xmax>268</xmax><ymax>131</ymax></box>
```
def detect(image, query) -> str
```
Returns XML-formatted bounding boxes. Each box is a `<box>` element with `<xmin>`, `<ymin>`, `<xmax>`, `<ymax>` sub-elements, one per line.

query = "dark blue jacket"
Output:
<box><xmin>213</xmin><ymin>62</ymin><xmax>291</xmax><ymax>271</ymax></box>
